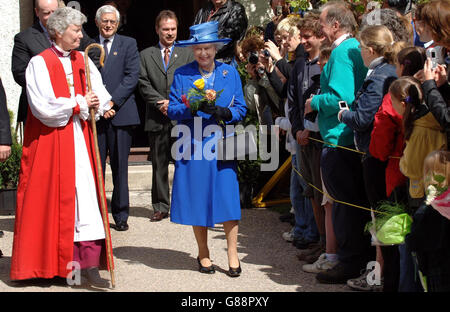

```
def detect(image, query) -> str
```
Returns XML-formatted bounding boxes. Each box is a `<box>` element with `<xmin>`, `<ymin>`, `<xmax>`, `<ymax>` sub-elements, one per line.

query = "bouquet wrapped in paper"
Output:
<box><xmin>365</xmin><ymin>201</ymin><xmax>413</xmax><ymax>245</ymax></box>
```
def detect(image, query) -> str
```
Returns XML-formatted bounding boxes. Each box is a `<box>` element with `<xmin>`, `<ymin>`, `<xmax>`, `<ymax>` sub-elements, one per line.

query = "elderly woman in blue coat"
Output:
<box><xmin>167</xmin><ymin>21</ymin><xmax>247</xmax><ymax>277</ymax></box>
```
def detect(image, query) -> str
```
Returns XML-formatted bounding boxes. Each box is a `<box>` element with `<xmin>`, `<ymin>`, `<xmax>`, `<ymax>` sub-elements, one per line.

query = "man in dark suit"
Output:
<box><xmin>95</xmin><ymin>4</ymin><xmax>140</xmax><ymax>231</ymax></box>
<box><xmin>11</xmin><ymin>0</ymin><xmax>97</xmax><ymax>124</ymax></box>
<box><xmin>0</xmin><ymin>78</ymin><xmax>12</xmax><ymax>163</ymax></box>
<box><xmin>0</xmin><ymin>78</ymin><xmax>11</xmax><ymax>258</ymax></box>
<box><xmin>139</xmin><ymin>10</ymin><xmax>194</xmax><ymax>222</ymax></box>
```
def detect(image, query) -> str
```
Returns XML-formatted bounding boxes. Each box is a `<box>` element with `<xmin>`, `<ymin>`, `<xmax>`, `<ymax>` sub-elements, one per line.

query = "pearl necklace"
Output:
<box><xmin>199</xmin><ymin>64</ymin><xmax>215</xmax><ymax>79</ymax></box>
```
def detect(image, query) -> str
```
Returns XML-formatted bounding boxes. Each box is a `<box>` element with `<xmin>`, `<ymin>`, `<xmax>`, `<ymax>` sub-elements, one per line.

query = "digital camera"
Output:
<box><xmin>247</xmin><ymin>50</ymin><xmax>270</xmax><ymax>65</ymax></box>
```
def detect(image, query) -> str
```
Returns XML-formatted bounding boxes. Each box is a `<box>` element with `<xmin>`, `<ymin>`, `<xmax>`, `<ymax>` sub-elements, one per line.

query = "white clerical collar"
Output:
<box><xmin>52</xmin><ymin>44</ymin><xmax>72</xmax><ymax>57</ymax></box>
<box><xmin>100</xmin><ymin>34</ymin><xmax>115</xmax><ymax>45</ymax></box>
<box><xmin>331</xmin><ymin>33</ymin><xmax>351</xmax><ymax>50</ymax></box>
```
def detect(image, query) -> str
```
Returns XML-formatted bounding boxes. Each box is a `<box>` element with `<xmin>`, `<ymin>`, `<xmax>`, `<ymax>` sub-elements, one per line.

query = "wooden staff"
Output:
<box><xmin>84</xmin><ymin>43</ymin><xmax>115</xmax><ymax>288</ymax></box>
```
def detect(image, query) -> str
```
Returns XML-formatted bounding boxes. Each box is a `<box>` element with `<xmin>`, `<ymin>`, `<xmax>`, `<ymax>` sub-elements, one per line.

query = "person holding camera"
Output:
<box><xmin>413</xmin><ymin>0</ymin><xmax>449</xmax><ymax>150</ymax></box>
<box><xmin>265</xmin><ymin>0</ymin><xmax>290</xmax><ymax>43</ymax></box>
<box><xmin>241</xmin><ymin>35</ymin><xmax>281</xmax><ymax>126</ymax></box>
<box><xmin>264</xmin><ymin>15</ymin><xmax>305</xmax><ymax>102</ymax></box>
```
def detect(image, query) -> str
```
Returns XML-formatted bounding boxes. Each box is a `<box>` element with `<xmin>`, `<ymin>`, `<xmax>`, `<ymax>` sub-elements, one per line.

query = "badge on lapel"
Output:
<box><xmin>113</xmin><ymin>51</ymin><xmax>118</xmax><ymax>56</ymax></box>
<box><xmin>223</xmin><ymin>70</ymin><xmax>228</xmax><ymax>77</ymax></box>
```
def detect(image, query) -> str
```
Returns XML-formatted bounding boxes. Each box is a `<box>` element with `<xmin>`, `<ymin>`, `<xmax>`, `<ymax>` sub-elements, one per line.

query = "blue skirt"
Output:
<box><xmin>170</xmin><ymin>156</ymin><xmax>241</xmax><ymax>227</ymax></box>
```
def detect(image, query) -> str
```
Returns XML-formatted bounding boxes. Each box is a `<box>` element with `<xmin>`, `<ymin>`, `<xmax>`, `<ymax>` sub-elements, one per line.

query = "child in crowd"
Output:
<box><xmin>369</xmin><ymin>45</ymin><xmax>427</xmax><ymax>292</ymax></box>
<box><xmin>396</xmin><ymin>78</ymin><xmax>446</xmax><ymax>202</ymax></box>
<box><xmin>393</xmin><ymin>76</ymin><xmax>446</xmax><ymax>291</ymax></box>
<box><xmin>338</xmin><ymin>25</ymin><xmax>399</xmax><ymax>291</ymax></box>
<box><xmin>300</xmin><ymin>44</ymin><xmax>340</xmax><ymax>271</ymax></box>
<box><xmin>407</xmin><ymin>150</ymin><xmax>450</xmax><ymax>292</ymax></box>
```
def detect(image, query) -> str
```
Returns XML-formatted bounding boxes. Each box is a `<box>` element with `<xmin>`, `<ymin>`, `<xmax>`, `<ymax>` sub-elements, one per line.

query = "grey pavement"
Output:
<box><xmin>0</xmin><ymin>164</ymin><xmax>349</xmax><ymax>292</ymax></box>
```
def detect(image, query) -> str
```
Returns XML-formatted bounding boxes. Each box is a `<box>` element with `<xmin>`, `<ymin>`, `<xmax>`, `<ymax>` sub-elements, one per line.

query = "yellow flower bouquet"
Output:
<box><xmin>181</xmin><ymin>78</ymin><xmax>223</xmax><ymax>115</ymax></box>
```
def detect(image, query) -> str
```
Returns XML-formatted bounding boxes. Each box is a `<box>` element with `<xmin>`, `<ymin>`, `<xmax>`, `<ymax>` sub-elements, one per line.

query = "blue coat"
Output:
<box><xmin>96</xmin><ymin>34</ymin><xmax>140</xmax><ymax>126</ymax></box>
<box><xmin>167</xmin><ymin>60</ymin><xmax>247</xmax><ymax>227</ymax></box>
<box><xmin>341</xmin><ymin>60</ymin><xmax>397</xmax><ymax>154</ymax></box>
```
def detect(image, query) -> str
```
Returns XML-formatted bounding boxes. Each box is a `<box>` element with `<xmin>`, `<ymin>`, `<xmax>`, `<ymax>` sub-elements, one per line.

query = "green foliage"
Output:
<box><xmin>0</xmin><ymin>110</ymin><xmax>22</xmax><ymax>190</ymax></box>
<box><xmin>364</xmin><ymin>201</ymin><xmax>408</xmax><ymax>234</ymax></box>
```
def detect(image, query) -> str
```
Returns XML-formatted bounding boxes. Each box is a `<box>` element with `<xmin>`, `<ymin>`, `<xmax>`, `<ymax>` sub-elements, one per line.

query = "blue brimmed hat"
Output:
<box><xmin>175</xmin><ymin>21</ymin><xmax>232</xmax><ymax>47</ymax></box>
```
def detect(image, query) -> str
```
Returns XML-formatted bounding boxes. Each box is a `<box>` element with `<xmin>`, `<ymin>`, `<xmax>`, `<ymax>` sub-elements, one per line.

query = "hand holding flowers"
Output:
<box><xmin>181</xmin><ymin>78</ymin><xmax>230</xmax><ymax>122</ymax></box>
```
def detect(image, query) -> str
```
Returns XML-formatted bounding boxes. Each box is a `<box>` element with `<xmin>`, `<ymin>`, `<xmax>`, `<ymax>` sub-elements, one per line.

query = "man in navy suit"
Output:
<box><xmin>95</xmin><ymin>4</ymin><xmax>140</xmax><ymax>231</ymax></box>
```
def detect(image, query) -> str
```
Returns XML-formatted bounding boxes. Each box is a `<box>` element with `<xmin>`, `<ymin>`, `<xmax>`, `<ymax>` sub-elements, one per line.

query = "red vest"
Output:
<box><xmin>11</xmin><ymin>49</ymin><xmax>113</xmax><ymax>280</ymax></box>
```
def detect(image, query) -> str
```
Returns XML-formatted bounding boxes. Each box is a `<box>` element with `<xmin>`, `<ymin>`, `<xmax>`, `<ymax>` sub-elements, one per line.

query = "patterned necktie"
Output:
<box><xmin>164</xmin><ymin>48</ymin><xmax>170</xmax><ymax>69</ymax></box>
<box><xmin>103</xmin><ymin>39</ymin><xmax>109</xmax><ymax>61</ymax></box>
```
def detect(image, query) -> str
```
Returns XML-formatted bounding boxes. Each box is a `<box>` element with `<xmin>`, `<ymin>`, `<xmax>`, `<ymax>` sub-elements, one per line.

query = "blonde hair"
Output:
<box><xmin>423</xmin><ymin>150</ymin><xmax>450</xmax><ymax>192</ymax></box>
<box><xmin>276</xmin><ymin>16</ymin><xmax>302</xmax><ymax>37</ymax></box>
<box><xmin>358</xmin><ymin>25</ymin><xmax>401</xmax><ymax>64</ymax></box>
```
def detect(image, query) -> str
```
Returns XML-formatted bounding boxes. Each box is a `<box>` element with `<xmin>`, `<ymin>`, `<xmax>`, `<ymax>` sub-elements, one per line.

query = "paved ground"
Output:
<box><xmin>0</xmin><ymin>165</ymin><xmax>350</xmax><ymax>293</ymax></box>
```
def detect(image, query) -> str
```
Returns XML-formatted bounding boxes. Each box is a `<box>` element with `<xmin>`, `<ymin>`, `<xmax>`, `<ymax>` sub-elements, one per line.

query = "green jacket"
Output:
<box><xmin>310</xmin><ymin>38</ymin><xmax>367</xmax><ymax>147</ymax></box>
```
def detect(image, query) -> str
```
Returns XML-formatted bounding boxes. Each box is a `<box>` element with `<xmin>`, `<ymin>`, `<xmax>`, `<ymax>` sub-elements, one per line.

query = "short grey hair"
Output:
<box><xmin>46</xmin><ymin>7</ymin><xmax>87</xmax><ymax>40</ymax></box>
<box><xmin>361</xmin><ymin>8</ymin><xmax>413</xmax><ymax>45</ymax></box>
<box><xmin>95</xmin><ymin>5</ymin><xmax>120</xmax><ymax>24</ymax></box>
<box><xmin>320</xmin><ymin>1</ymin><xmax>357</xmax><ymax>34</ymax></box>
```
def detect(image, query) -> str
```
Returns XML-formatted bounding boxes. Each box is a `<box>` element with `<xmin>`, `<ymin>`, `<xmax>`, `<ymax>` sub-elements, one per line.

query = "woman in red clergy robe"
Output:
<box><xmin>10</xmin><ymin>7</ymin><xmax>115</xmax><ymax>288</ymax></box>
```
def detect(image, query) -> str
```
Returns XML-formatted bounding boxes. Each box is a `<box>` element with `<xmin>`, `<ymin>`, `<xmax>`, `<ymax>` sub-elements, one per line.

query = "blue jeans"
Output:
<box><xmin>291</xmin><ymin>152</ymin><xmax>319</xmax><ymax>242</ymax></box>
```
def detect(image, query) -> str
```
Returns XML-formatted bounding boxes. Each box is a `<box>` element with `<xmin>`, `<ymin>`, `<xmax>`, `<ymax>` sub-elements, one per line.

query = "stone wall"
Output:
<box><xmin>0</xmin><ymin>0</ymin><xmax>33</xmax><ymax>127</ymax></box>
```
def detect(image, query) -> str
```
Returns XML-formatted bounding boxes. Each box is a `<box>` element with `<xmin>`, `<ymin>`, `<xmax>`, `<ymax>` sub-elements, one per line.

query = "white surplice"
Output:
<box><xmin>25</xmin><ymin>47</ymin><xmax>112</xmax><ymax>242</ymax></box>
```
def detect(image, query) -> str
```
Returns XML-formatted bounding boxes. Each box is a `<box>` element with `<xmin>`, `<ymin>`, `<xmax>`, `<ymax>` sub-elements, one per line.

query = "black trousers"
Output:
<box><xmin>97</xmin><ymin>119</ymin><xmax>133</xmax><ymax>224</ymax></box>
<box><xmin>320</xmin><ymin>146</ymin><xmax>374</xmax><ymax>267</ymax></box>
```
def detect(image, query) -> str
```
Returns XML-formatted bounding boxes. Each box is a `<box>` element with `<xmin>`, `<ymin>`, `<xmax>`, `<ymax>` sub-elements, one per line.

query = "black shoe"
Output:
<box><xmin>115</xmin><ymin>221</ymin><xmax>129</xmax><ymax>231</ymax></box>
<box><xmin>197</xmin><ymin>257</ymin><xmax>215</xmax><ymax>274</ymax></box>
<box><xmin>279</xmin><ymin>213</ymin><xmax>295</xmax><ymax>223</ymax></box>
<box><xmin>316</xmin><ymin>262</ymin><xmax>362</xmax><ymax>284</ymax></box>
<box><xmin>227</xmin><ymin>263</ymin><xmax>242</xmax><ymax>278</ymax></box>
<box><xmin>293</xmin><ymin>238</ymin><xmax>317</xmax><ymax>250</ymax></box>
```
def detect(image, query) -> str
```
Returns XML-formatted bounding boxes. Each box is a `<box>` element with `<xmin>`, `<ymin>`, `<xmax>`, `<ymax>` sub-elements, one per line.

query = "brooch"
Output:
<box><xmin>223</xmin><ymin>70</ymin><xmax>228</xmax><ymax>77</ymax></box>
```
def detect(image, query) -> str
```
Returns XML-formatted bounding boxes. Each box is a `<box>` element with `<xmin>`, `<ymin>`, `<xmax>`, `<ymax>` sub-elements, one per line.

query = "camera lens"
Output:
<box><xmin>263</xmin><ymin>49</ymin><xmax>270</xmax><ymax>58</ymax></box>
<box><xmin>257</xmin><ymin>67</ymin><xmax>265</xmax><ymax>75</ymax></box>
<box><xmin>248</xmin><ymin>51</ymin><xmax>259</xmax><ymax>65</ymax></box>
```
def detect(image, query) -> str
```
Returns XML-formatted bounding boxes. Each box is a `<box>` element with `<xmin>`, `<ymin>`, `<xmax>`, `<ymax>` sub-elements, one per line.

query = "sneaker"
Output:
<box><xmin>316</xmin><ymin>262</ymin><xmax>362</xmax><ymax>284</ymax></box>
<box><xmin>302</xmin><ymin>253</ymin><xmax>338</xmax><ymax>273</ymax></box>
<box><xmin>282</xmin><ymin>229</ymin><xmax>295</xmax><ymax>242</ymax></box>
<box><xmin>347</xmin><ymin>269</ymin><xmax>384</xmax><ymax>292</ymax></box>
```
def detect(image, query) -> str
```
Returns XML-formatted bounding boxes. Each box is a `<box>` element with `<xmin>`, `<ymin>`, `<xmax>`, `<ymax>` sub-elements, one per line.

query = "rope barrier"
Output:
<box><xmin>307</xmin><ymin>136</ymin><xmax>401</xmax><ymax>159</ymax></box>
<box><xmin>291</xmin><ymin>164</ymin><xmax>389</xmax><ymax>216</ymax></box>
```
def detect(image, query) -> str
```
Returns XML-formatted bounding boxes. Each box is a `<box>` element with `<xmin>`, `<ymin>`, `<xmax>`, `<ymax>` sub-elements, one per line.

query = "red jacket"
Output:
<box><xmin>369</xmin><ymin>93</ymin><xmax>407</xmax><ymax>197</ymax></box>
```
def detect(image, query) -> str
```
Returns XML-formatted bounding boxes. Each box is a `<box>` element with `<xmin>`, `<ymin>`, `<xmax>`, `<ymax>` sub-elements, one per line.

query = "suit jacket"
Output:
<box><xmin>138</xmin><ymin>45</ymin><xmax>194</xmax><ymax>132</ymax></box>
<box><xmin>95</xmin><ymin>34</ymin><xmax>140</xmax><ymax>126</ymax></box>
<box><xmin>11</xmin><ymin>21</ymin><xmax>98</xmax><ymax>122</ymax></box>
<box><xmin>0</xmin><ymin>78</ymin><xmax>12</xmax><ymax>145</ymax></box>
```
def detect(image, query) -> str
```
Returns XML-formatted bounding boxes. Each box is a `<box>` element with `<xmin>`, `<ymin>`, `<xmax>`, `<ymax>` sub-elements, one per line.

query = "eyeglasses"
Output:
<box><xmin>101</xmin><ymin>19</ymin><xmax>117</xmax><ymax>25</ymax></box>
